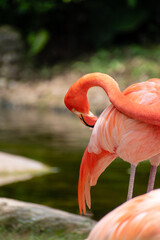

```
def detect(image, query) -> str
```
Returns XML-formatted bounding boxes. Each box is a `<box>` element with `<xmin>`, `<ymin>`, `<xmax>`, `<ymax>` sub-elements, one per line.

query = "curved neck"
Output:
<box><xmin>80</xmin><ymin>72</ymin><xmax>121</xmax><ymax>100</ymax></box>
<box><xmin>79</xmin><ymin>73</ymin><xmax>160</xmax><ymax>126</ymax></box>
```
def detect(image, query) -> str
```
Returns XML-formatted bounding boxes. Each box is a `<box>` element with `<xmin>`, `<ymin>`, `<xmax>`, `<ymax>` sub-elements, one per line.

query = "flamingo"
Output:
<box><xmin>87</xmin><ymin>189</ymin><xmax>160</xmax><ymax>240</ymax></box>
<box><xmin>64</xmin><ymin>72</ymin><xmax>160</xmax><ymax>214</ymax></box>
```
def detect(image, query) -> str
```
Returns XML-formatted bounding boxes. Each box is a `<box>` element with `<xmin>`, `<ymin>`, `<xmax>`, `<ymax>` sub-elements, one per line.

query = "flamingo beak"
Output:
<box><xmin>72</xmin><ymin>110</ymin><xmax>98</xmax><ymax>128</ymax></box>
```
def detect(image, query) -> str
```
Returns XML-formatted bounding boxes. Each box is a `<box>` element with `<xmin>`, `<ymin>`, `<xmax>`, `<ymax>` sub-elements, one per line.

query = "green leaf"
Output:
<box><xmin>28</xmin><ymin>30</ymin><xmax>50</xmax><ymax>56</ymax></box>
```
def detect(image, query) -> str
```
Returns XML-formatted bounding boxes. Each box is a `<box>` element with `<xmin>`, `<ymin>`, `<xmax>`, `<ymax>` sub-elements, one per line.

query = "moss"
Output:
<box><xmin>0</xmin><ymin>230</ymin><xmax>88</xmax><ymax>240</ymax></box>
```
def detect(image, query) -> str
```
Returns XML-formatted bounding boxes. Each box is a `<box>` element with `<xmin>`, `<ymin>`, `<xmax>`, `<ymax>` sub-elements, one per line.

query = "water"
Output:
<box><xmin>0</xmin><ymin>108</ymin><xmax>159</xmax><ymax>220</ymax></box>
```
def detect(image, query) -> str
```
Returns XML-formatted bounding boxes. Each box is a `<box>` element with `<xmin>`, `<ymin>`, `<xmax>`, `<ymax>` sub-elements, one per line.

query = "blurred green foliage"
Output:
<box><xmin>0</xmin><ymin>0</ymin><xmax>160</xmax><ymax>63</ymax></box>
<box><xmin>71</xmin><ymin>45</ymin><xmax>160</xmax><ymax>77</ymax></box>
<box><xmin>0</xmin><ymin>0</ymin><xmax>55</xmax><ymax>12</ymax></box>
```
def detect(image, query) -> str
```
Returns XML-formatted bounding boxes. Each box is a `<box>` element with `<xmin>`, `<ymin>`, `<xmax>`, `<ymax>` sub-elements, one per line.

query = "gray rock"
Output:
<box><xmin>0</xmin><ymin>198</ymin><xmax>96</xmax><ymax>234</ymax></box>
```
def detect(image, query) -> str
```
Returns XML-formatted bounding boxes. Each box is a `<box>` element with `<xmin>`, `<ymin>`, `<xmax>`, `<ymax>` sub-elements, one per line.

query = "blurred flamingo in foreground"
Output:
<box><xmin>87</xmin><ymin>189</ymin><xmax>160</xmax><ymax>240</ymax></box>
<box><xmin>64</xmin><ymin>73</ymin><xmax>160</xmax><ymax>214</ymax></box>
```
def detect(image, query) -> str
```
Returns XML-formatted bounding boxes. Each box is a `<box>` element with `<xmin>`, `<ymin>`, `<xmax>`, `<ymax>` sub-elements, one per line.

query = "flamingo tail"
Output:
<box><xmin>78</xmin><ymin>146</ymin><xmax>117</xmax><ymax>215</ymax></box>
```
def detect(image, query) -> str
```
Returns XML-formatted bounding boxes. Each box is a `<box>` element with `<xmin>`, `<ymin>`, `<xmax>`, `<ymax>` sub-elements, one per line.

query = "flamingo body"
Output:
<box><xmin>78</xmin><ymin>78</ymin><xmax>160</xmax><ymax>214</ymax></box>
<box><xmin>87</xmin><ymin>189</ymin><xmax>160</xmax><ymax>240</ymax></box>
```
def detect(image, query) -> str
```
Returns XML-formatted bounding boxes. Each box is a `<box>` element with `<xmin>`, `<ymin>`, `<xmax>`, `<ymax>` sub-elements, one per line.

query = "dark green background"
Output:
<box><xmin>0</xmin><ymin>0</ymin><xmax>160</xmax><ymax>63</ymax></box>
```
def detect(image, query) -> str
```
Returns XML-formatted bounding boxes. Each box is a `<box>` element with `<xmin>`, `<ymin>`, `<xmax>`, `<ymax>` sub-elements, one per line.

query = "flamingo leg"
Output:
<box><xmin>127</xmin><ymin>164</ymin><xmax>136</xmax><ymax>201</ymax></box>
<box><xmin>147</xmin><ymin>165</ymin><xmax>157</xmax><ymax>193</ymax></box>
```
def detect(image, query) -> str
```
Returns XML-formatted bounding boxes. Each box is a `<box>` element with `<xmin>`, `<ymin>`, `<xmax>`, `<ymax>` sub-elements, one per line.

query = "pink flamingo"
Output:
<box><xmin>64</xmin><ymin>73</ymin><xmax>160</xmax><ymax>214</ymax></box>
<box><xmin>87</xmin><ymin>189</ymin><xmax>160</xmax><ymax>240</ymax></box>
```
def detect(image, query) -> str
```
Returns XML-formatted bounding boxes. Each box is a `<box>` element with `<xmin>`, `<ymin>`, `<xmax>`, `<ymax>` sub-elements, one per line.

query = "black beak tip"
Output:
<box><xmin>80</xmin><ymin>114</ymin><xmax>94</xmax><ymax>128</ymax></box>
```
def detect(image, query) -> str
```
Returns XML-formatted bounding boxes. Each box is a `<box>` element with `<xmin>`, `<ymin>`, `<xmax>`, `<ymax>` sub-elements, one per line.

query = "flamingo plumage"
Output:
<box><xmin>64</xmin><ymin>73</ymin><xmax>160</xmax><ymax>214</ymax></box>
<box><xmin>87</xmin><ymin>189</ymin><xmax>160</xmax><ymax>240</ymax></box>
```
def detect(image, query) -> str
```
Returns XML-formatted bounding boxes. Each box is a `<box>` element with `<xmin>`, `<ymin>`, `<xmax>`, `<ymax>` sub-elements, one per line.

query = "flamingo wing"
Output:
<box><xmin>78</xmin><ymin>146</ymin><xmax>117</xmax><ymax>215</ymax></box>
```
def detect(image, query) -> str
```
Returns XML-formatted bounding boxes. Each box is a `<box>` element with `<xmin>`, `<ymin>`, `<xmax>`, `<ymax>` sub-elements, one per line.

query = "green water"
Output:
<box><xmin>0</xmin><ymin>108</ymin><xmax>159</xmax><ymax>220</ymax></box>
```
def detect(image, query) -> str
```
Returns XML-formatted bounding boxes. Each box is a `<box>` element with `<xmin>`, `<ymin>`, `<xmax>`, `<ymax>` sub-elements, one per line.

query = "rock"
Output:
<box><xmin>0</xmin><ymin>25</ymin><xmax>24</xmax><ymax>80</ymax></box>
<box><xmin>0</xmin><ymin>198</ymin><xmax>96</xmax><ymax>234</ymax></box>
<box><xmin>0</xmin><ymin>152</ymin><xmax>52</xmax><ymax>186</ymax></box>
<box><xmin>0</xmin><ymin>152</ymin><xmax>50</xmax><ymax>173</ymax></box>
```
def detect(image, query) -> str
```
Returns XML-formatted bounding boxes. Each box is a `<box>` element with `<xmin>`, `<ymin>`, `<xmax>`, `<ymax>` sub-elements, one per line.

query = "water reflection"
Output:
<box><xmin>0</xmin><ymin>108</ymin><xmax>159</xmax><ymax>220</ymax></box>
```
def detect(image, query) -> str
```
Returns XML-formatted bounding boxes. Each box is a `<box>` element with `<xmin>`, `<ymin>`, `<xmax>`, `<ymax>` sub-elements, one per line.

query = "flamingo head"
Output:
<box><xmin>64</xmin><ymin>84</ymin><xmax>98</xmax><ymax>128</ymax></box>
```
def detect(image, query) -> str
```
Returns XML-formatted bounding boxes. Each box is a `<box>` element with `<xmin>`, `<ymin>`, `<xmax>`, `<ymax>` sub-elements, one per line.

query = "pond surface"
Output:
<box><xmin>0</xmin><ymin>107</ymin><xmax>159</xmax><ymax>220</ymax></box>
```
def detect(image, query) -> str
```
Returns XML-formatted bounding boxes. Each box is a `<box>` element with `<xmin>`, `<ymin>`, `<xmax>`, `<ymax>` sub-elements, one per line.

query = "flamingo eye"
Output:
<box><xmin>72</xmin><ymin>108</ymin><xmax>76</xmax><ymax>113</ymax></box>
